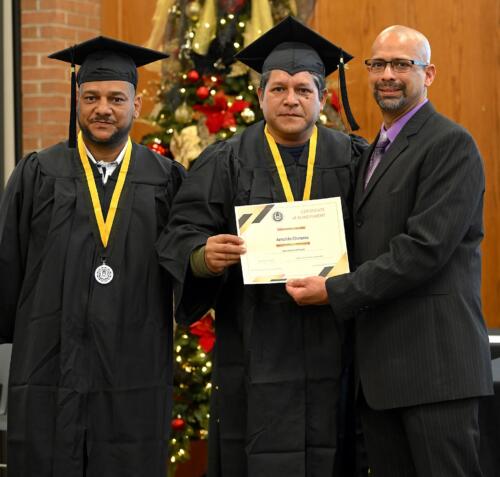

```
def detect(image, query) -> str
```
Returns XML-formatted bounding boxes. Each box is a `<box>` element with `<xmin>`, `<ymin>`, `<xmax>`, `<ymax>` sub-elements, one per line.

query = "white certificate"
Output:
<box><xmin>235</xmin><ymin>197</ymin><xmax>349</xmax><ymax>285</ymax></box>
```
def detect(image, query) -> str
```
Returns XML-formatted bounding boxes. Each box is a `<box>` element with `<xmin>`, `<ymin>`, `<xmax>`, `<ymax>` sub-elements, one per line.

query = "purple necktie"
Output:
<box><xmin>364</xmin><ymin>133</ymin><xmax>390</xmax><ymax>189</ymax></box>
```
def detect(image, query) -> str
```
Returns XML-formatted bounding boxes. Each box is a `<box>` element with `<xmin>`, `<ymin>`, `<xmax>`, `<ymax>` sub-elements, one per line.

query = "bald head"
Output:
<box><xmin>368</xmin><ymin>25</ymin><xmax>436</xmax><ymax>126</ymax></box>
<box><xmin>373</xmin><ymin>25</ymin><xmax>431</xmax><ymax>64</ymax></box>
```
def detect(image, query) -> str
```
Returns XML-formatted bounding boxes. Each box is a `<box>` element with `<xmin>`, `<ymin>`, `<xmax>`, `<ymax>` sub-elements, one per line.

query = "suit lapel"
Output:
<box><xmin>361</xmin><ymin>136</ymin><xmax>409</xmax><ymax>197</ymax></box>
<box><xmin>355</xmin><ymin>102</ymin><xmax>436</xmax><ymax>214</ymax></box>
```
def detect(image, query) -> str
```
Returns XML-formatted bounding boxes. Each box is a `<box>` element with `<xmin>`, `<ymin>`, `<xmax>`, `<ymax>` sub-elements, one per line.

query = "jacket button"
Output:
<box><xmin>355</xmin><ymin>219</ymin><xmax>363</xmax><ymax>227</ymax></box>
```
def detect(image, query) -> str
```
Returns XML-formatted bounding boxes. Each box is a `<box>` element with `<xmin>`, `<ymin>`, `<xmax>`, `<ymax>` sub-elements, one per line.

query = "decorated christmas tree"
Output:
<box><xmin>141</xmin><ymin>0</ymin><xmax>344</xmax><ymax>167</ymax></box>
<box><xmin>167</xmin><ymin>310</ymin><xmax>215</xmax><ymax>475</ymax></box>
<box><xmin>140</xmin><ymin>0</ymin><xmax>347</xmax><ymax>473</ymax></box>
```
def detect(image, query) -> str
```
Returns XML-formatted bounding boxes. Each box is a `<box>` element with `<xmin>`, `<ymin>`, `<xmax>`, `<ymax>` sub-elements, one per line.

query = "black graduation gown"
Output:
<box><xmin>0</xmin><ymin>141</ymin><xmax>185</xmax><ymax>477</ymax></box>
<box><xmin>158</xmin><ymin>122</ymin><xmax>363</xmax><ymax>477</ymax></box>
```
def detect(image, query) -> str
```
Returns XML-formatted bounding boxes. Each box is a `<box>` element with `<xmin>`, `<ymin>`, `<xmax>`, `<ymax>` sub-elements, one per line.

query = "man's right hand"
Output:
<box><xmin>205</xmin><ymin>234</ymin><xmax>246</xmax><ymax>274</ymax></box>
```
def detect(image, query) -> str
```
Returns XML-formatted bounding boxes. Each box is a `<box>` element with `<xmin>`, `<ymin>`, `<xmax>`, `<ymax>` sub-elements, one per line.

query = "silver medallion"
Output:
<box><xmin>95</xmin><ymin>263</ymin><xmax>114</xmax><ymax>284</ymax></box>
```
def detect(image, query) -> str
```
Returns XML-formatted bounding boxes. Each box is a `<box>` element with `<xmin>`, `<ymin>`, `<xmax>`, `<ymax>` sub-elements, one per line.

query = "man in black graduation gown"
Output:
<box><xmin>158</xmin><ymin>17</ymin><xmax>365</xmax><ymax>477</ymax></box>
<box><xmin>0</xmin><ymin>37</ymin><xmax>184</xmax><ymax>477</ymax></box>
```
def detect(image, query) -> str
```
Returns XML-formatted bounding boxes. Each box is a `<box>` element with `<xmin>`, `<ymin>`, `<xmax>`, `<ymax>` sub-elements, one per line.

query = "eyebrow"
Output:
<box><xmin>268</xmin><ymin>81</ymin><xmax>314</xmax><ymax>88</ymax></box>
<box><xmin>371</xmin><ymin>56</ymin><xmax>412</xmax><ymax>60</ymax></box>
<box><xmin>81</xmin><ymin>89</ymin><xmax>128</xmax><ymax>96</ymax></box>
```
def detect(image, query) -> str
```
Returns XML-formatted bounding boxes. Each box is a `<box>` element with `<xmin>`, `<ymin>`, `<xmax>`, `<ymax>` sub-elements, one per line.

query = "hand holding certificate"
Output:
<box><xmin>235</xmin><ymin>197</ymin><xmax>349</xmax><ymax>285</ymax></box>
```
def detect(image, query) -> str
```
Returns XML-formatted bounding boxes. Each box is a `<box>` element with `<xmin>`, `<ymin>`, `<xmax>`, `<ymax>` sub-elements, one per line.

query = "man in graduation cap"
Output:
<box><xmin>0</xmin><ymin>37</ymin><xmax>185</xmax><ymax>476</ymax></box>
<box><xmin>158</xmin><ymin>16</ymin><xmax>365</xmax><ymax>477</ymax></box>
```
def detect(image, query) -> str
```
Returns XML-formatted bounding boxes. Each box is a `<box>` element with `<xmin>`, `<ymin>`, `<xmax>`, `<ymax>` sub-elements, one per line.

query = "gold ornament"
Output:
<box><xmin>185</xmin><ymin>1</ymin><xmax>201</xmax><ymax>21</ymax></box>
<box><xmin>174</xmin><ymin>102</ymin><xmax>193</xmax><ymax>124</ymax></box>
<box><xmin>241</xmin><ymin>107</ymin><xmax>255</xmax><ymax>124</ymax></box>
<box><xmin>228</xmin><ymin>60</ymin><xmax>248</xmax><ymax>77</ymax></box>
<box><xmin>319</xmin><ymin>113</ymin><xmax>328</xmax><ymax>125</ymax></box>
<box><xmin>170</xmin><ymin>125</ymin><xmax>203</xmax><ymax>169</ymax></box>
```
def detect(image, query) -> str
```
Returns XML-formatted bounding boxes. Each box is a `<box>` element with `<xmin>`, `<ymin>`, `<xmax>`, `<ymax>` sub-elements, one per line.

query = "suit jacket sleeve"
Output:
<box><xmin>327</xmin><ymin>125</ymin><xmax>484</xmax><ymax>320</ymax></box>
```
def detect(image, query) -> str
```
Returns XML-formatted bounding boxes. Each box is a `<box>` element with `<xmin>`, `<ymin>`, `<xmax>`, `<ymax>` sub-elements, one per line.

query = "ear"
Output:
<box><xmin>257</xmin><ymin>87</ymin><xmax>265</xmax><ymax>109</ymax></box>
<box><xmin>133</xmin><ymin>94</ymin><xmax>142</xmax><ymax>118</ymax></box>
<box><xmin>424</xmin><ymin>63</ymin><xmax>436</xmax><ymax>88</ymax></box>
<box><xmin>319</xmin><ymin>88</ymin><xmax>328</xmax><ymax>110</ymax></box>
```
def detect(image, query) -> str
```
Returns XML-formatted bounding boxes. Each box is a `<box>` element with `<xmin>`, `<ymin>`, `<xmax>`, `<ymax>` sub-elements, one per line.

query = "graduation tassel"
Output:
<box><xmin>338</xmin><ymin>52</ymin><xmax>360</xmax><ymax>131</ymax></box>
<box><xmin>69</xmin><ymin>46</ymin><xmax>77</xmax><ymax>148</ymax></box>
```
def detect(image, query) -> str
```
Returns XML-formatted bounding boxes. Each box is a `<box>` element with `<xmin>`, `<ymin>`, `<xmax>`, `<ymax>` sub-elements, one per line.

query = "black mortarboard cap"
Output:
<box><xmin>49</xmin><ymin>36</ymin><xmax>169</xmax><ymax>148</ymax></box>
<box><xmin>235</xmin><ymin>16</ymin><xmax>359</xmax><ymax>130</ymax></box>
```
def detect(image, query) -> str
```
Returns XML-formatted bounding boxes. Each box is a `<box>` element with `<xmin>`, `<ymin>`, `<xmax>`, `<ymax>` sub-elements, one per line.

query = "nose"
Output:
<box><xmin>284</xmin><ymin>88</ymin><xmax>299</xmax><ymax>105</ymax></box>
<box><xmin>380</xmin><ymin>63</ymin><xmax>397</xmax><ymax>80</ymax></box>
<box><xmin>94</xmin><ymin>97</ymin><xmax>112</xmax><ymax>115</ymax></box>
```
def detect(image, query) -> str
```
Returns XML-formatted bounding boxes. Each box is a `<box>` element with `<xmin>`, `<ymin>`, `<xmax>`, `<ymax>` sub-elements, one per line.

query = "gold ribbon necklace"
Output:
<box><xmin>77</xmin><ymin>131</ymin><xmax>132</xmax><ymax>284</ymax></box>
<box><xmin>264</xmin><ymin>124</ymin><xmax>318</xmax><ymax>202</ymax></box>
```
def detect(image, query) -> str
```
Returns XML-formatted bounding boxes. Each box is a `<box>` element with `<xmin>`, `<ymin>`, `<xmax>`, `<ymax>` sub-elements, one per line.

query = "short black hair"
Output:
<box><xmin>259</xmin><ymin>70</ymin><xmax>326</xmax><ymax>99</ymax></box>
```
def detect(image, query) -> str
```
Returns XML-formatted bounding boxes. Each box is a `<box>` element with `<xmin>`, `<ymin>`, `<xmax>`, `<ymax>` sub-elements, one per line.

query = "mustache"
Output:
<box><xmin>375</xmin><ymin>80</ymin><xmax>405</xmax><ymax>91</ymax></box>
<box><xmin>90</xmin><ymin>116</ymin><xmax>115</xmax><ymax>123</ymax></box>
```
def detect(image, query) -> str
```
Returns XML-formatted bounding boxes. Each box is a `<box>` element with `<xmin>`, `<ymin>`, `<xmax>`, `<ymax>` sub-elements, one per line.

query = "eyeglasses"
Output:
<box><xmin>364</xmin><ymin>58</ymin><xmax>429</xmax><ymax>73</ymax></box>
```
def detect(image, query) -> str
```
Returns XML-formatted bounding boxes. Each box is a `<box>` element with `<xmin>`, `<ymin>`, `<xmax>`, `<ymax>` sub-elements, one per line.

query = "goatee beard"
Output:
<box><xmin>376</xmin><ymin>95</ymin><xmax>408</xmax><ymax>112</ymax></box>
<box><xmin>374</xmin><ymin>83</ymin><xmax>407</xmax><ymax>112</ymax></box>
<box><xmin>78</xmin><ymin>121</ymin><xmax>131</xmax><ymax>148</ymax></box>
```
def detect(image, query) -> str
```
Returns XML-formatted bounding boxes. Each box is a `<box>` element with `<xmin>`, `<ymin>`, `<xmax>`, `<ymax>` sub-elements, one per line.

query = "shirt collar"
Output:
<box><xmin>84</xmin><ymin>141</ymin><xmax>128</xmax><ymax>167</ymax></box>
<box><xmin>381</xmin><ymin>99</ymin><xmax>428</xmax><ymax>146</ymax></box>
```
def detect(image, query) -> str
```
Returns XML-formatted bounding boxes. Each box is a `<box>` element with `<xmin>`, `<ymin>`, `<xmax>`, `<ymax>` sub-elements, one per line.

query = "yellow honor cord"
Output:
<box><xmin>77</xmin><ymin>131</ymin><xmax>132</xmax><ymax>248</ymax></box>
<box><xmin>264</xmin><ymin>125</ymin><xmax>318</xmax><ymax>202</ymax></box>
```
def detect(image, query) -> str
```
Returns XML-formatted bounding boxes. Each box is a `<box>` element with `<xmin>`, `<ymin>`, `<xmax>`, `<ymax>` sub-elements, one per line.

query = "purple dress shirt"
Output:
<box><xmin>364</xmin><ymin>99</ymin><xmax>429</xmax><ymax>187</ymax></box>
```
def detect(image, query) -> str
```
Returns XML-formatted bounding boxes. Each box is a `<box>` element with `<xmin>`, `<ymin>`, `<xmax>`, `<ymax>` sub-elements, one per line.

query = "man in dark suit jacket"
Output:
<box><xmin>286</xmin><ymin>25</ymin><xmax>493</xmax><ymax>477</ymax></box>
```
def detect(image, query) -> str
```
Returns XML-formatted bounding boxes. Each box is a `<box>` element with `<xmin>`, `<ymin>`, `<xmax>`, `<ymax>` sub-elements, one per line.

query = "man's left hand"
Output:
<box><xmin>286</xmin><ymin>276</ymin><xmax>329</xmax><ymax>305</ymax></box>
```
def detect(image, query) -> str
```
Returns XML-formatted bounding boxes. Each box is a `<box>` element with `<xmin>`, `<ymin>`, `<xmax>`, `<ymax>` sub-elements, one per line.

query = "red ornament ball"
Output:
<box><xmin>148</xmin><ymin>142</ymin><xmax>168</xmax><ymax>157</ymax></box>
<box><xmin>196</xmin><ymin>86</ymin><xmax>210</xmax><ymax>100</ymax></box>
<box><xmin>187</xmin><ymin>69</ymin><xmax>200</xmax><ymax>83</ymax></box>
<box><xmin>171</xmin><ymin>418</ymin><xmax>186</xmax><ymax>431</ymax></box>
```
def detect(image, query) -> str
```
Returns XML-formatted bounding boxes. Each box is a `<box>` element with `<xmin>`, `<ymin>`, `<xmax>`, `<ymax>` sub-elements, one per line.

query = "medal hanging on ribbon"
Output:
<box><xmin>94</xmin><ymin>260</ymin><xmax>114</xmax><ymax>284</ymax></box>
<box><xmin>264</xmin><ymin>124</ymin><xmax>318</xmax><ymax>202</ymax></box>
<box><xmin>77</xmin><ymin>131</ymin><xmax>132</xmax><ymax>284</ymax></box>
